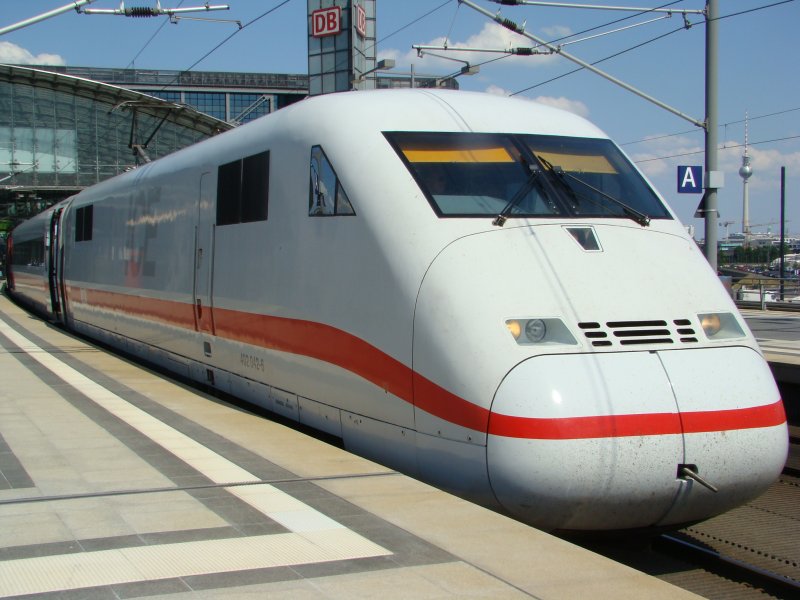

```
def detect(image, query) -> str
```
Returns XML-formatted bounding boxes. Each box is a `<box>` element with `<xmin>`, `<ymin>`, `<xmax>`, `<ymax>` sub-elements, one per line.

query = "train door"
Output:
<box><xmin>47</xmin><ymin>207</ymin><xmax>65</xmax><ymax>323</ymax></box>
<box><xmin>193</xmin><ymin>171</ymin><xmax>216</xmax><ymax>335</ymax></box>
<box><xmin>5</xmin><ymin>234</ymin><xmax>13</xmax><ymax>290</ymax></box>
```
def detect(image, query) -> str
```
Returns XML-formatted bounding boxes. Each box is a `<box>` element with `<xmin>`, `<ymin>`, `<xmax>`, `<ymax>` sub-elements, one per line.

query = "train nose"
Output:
<box><xmin>487</xmin><ymin>348</ymin><xmax>788</xmax><ymax>532</ymax></box>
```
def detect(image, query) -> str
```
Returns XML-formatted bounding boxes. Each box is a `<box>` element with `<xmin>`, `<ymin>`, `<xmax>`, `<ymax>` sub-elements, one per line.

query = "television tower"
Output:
<box><xmin>739</xmin><ymin>112</ymin><xmax>753</xmax><ymax>245</ymax></box>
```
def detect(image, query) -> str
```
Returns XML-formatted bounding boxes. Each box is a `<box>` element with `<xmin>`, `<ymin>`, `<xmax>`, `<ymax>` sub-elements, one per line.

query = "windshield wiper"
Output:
<box><xmin>493</xmin><ymin>160</ymin><xmax>544</xmax><ymax>227</ymax></box>
<box><xmin>536</xmin><ymin>155</ymin><xmax>651</xmax><ymax>227</ymax></box>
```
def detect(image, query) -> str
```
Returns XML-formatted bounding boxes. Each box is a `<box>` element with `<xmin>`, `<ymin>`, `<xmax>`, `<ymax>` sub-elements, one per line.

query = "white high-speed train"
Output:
<box><xmin>6</xmin><ymin>89</ymin><xmax>788</xmax><ymax>532</ymax></box>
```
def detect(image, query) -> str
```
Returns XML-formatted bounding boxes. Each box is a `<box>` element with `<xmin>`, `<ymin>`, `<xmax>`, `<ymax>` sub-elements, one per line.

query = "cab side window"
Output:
<box><xmin>217</xmin><ymin>150</ymin><xmax>269</xmax><ymax>226</ymax></box>
<box><xmin>309</xmin><ymin>145</ymin><xmax>354</xmax><ymax>216</ymax></box>
<box><xmin>75</xmin><ymin>205</ymin><xmax>93</xmax><ymax>242</ymax></box>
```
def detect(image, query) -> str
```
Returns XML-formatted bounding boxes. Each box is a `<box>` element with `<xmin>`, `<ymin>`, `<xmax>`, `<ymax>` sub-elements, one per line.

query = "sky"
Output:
<box><xmin>1</xmin><ymin>0</ymin><xmax>798</xmax><ymax>239</ymax></box>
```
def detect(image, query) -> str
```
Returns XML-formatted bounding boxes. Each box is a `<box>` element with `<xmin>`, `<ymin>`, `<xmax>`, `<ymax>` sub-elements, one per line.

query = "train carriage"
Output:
<box><xmin>7</xmin><ymin>89</ymin><xmax>788</xmax><ymax>532</ymax></box>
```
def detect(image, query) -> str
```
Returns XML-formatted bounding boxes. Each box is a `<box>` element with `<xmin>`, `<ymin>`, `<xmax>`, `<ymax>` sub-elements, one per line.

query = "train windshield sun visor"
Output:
<box><xmin>384</xmin><ymin>131</ymin><xmax>671</xmax><ymax>222</ymax></box>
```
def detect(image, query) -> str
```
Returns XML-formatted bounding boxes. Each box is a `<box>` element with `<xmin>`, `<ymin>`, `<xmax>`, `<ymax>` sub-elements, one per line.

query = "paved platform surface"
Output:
<box><xmin>0</xmin><ymin>293</ymin><xmax>701</xmax><ymax>599</ymax></box>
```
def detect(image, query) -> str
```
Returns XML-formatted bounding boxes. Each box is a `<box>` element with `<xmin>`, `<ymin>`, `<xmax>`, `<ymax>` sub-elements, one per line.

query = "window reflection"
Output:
<box><xmin>309</xmin><ymin>145</ymin><xmax>354</xmax><ymax>217</ymax></box>
<box><xmin>385</xmin><ymin>131</ymin><xmax>670</xmax><ymax>221</ymax></box>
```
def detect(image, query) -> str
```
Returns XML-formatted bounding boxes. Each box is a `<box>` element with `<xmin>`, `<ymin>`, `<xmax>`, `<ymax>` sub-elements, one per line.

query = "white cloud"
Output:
<box><xmin>0</xmin><ymin>41</ymin><xmax>65</xmax><ymax>66</ymax></box>
<box><xmin>377</xmin><ymin>48</ymin><xmax>401</xmax><ymax>64</ymax></box>
<box><xmin>629</xmin><ymin>134</ymin><xmax>703</xmax><ymax>178</ymax></box>
<box><xmin>541</xmin><ymin>25</ymin><xmax>572</xmax><ymax>39</ymax></box>
<box><xmin>743</xmin><ymin>146</ymin><xmax>800</xmax><ymax>190</ymax></box>
<box><xmin>532</xmin><ymin>95</ymin><xmax>589</xmax><ymax>118</ymax></box>
<box><xmin>484</xmin><ymin>84</ymin><xmax>589</xmax><ymax>117</ymax></box>
<box><xmin>485</xmin><ymin>84</ymin><xmax>510</xmax><ymax>96</ymax></box>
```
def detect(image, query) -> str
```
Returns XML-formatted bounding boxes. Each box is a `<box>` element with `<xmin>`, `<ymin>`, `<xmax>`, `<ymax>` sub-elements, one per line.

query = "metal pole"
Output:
<box><xmin>703</xmin><ymin>0</ymin><xmax>719</xmax><ymax>270</ymax></box>
<box><xmin>0</xmin><ymin>1</ymin><xmax>96</xmax><ymax>36</ymax></box>
<box><xmin>780</xmin><ymin>166</ymin><xmax>786</xmax><ymax>300</ymax></box>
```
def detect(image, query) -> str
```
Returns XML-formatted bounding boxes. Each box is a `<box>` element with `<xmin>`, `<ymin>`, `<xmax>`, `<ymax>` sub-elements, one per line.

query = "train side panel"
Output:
<box><xmin>62</xmin><ymin>163</ymin><xmax>199</xmax><ymax>367</ymax></box>
<box><xmin>7</xmin><ymin>209</ymin><xmax>54</xmax><ymax>318</ymax></box>
<box><xmin>51</xmin><ymin>104</ymin><xmax>440</xmax><ymax>476</ymax></box>
<box><xmin>197</xmin><ymin>112</ymin><xmax>426</xmax><ymax>473</ymax></box>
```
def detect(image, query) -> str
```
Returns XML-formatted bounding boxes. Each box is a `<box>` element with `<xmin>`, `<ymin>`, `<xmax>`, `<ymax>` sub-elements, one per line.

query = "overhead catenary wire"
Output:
<box><xmin>110</xmin><ymin>0</ymin><xmax>457</xmax><ymax>100</ymax></box>
<box><xmin>507</xmin><ymin>0</ymin><xmax>696</xmax><ymax>96</ymax></box>
<box><xmin>319</xmin><ymin>0</ymin><xmax>454</xmax><ymax>79</ymax></box>
<box><xmin>510</xmin><ymin>22</ymin><xmax>686</xmax><ymax>96</ymax></box>
<box><xmin>413</xmin><ymin>12</ymin><xmax>674</xmax><ymax>59</ymax></box>
<box><xmin>716</xmin><ymin>0</ymin><xmax>797</xmax><ymax>20</ymax></box>
<box><xmin>557</xmin><ymin>13</ymin><xmax>674</xmax><ymax>48</ymax></box>
<box><xmin>621</xmin><ymin>107</ymin><xmax>800</xmax><ymax>146</ymax></box>
<box><xmin>125</xmin><ymin>0</ymin><xmax>187</xmax><ymax>69</ymax></box>
<box><xmin>413</xmin><ymin>0</ymin><xmax>686</xmax><ymax>74</ymax></box>
<box><xmin>321</xmin><ymin>0</ymin><xmax>677</xmax><ymax>83</ymax></box>
<box><xmin>372</xmin><ymin>0</ymin><xmax>454</xmax><ymax>48</ymax></box>
<box><xmin>456</xmin><ymin>0</ymin><xmax>705</xmax><ymax>127</ymax></box>
<box><xmin>518</xmin><ymin>0</ymin><xmax>686</xmax><ymax>48</ymax></box>
<box><xmin>444</xmin><ymin>0</ymin><xmax>461</xmax><ymax>48</ymax></box>
<box><xmin>144</xmin><ymin>0</ymin><xmax>457</xmax><ymax>94</ymax></box>
<box><xmin>633</xmin><ymin>134</ymin><xmax>800</xmax><ymax>164</ymax></box>
<box><xmin>510</xmin><ymin>0</ymin><xmax>798</xmax><ymax>97</ymax></box>
<box><xmin>107</xmin><ymin>0</ymin><xmax>798</xmax><ymax>134</ymax></box>
<box><xmin>154</xmin><ymin>0</ymin><xmax>296</xmax><ymax>93</ymax></box>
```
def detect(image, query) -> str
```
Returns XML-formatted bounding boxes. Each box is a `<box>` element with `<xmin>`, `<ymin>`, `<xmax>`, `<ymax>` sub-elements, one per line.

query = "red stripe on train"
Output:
<box><xmin>68</xmin><ymin>286</ymin><xmax>786</xmax><ymax>439</ymax></box>
<box><xmin>487</xmin><ymin>400</ymin><xmax>786</xmax><ymax>439</ymax></box>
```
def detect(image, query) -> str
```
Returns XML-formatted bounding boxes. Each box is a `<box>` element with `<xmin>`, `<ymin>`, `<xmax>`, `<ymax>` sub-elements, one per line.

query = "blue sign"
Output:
<box><xmin>677</xmin><ymin>165</ymin><xmax>703</xmax><ymax>193</ymax></box>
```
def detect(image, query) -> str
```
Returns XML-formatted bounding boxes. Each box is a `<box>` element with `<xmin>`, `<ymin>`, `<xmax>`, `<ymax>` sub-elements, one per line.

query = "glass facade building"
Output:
<box><xmin>32</xmin><ymin>66</ymin><xmax>309</xmax><ymax>125</ymax></box>
<box><xmin>0</xmin><ymin>64</ymin><xmax>233</xmax><ymax>229</ymax></box>
<box><xmin>0</xmin><ymin>79</ymin><xmax>211</xmax><ymax>189</ymax></box>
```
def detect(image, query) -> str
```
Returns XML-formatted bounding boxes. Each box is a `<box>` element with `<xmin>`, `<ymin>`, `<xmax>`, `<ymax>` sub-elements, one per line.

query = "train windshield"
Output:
<box><xmin>385</xmin><ymin>132</ymin><xmax>671</xmax><ymax>222</ymax></box>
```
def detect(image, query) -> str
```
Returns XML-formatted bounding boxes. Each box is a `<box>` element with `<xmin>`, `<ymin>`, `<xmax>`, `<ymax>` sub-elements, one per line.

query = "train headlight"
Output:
<box><xmin>699</xmin><ymin>313</ymin><xmax>721</xmax><ymax>336</ymax></box>
<box><xmin>506</xmin><ymin>320</ymin><xmax>522</xmax><ymax>339</ymax></box>
<box><xmin>505</xmin><ymin>318</ymin><xmax>577</xmax><ymax>346</ymax></box>
<box><xmin>698</xmin><ymin>312</ymin><xmax>746</xmax><ymax>340</ymax></box>
<box><xmin>524</xmin><ymin>319</ymin><xmax>547</xmax><ymax>342</ymax></box>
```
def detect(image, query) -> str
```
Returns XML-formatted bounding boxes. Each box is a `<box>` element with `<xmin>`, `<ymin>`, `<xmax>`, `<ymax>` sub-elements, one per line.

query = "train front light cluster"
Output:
<box><xmin>698</xmin><ymin>312</ymin><xmax>746</xmax><ymax>340</ymax></box>
<box><xmin>505</xmin><ymin>318</ymin><xmax>577</xmax><ymax>346</ymax></box>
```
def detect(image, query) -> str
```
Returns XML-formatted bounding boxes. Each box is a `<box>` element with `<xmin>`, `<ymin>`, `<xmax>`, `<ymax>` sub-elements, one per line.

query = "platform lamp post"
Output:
<box><xmin>352</xmin><ymin>58</ymin><xmax>396</xmax><ymax>87</ymax></box>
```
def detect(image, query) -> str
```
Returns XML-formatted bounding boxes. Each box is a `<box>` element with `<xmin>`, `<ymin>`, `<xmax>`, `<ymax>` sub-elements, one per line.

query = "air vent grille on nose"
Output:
<box><xmin>578</xmin><ymin>319</ymin><xmax>698</xmax><ymax>347</ymax></box>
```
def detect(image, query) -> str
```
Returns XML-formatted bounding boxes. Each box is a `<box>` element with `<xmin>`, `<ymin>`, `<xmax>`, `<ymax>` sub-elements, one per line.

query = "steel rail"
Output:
<box><xmin>656</xmin><ymin>534</ymin><xmax>800</xmax><ymax>598</ymax></box>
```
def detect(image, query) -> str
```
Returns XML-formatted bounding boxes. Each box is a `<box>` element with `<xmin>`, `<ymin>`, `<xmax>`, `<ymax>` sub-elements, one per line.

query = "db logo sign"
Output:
<box><xmin>311</xmin><ymin>6</ymin><xmax>341</xmax><ymax>38</ymax></box>
<box><xmin>355</xmin><ymin>4</ymin><xmax>367</xmax><ymax>38</ymax></box>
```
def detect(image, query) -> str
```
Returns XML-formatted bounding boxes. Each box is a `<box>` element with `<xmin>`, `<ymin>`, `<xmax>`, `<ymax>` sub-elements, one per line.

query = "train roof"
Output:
<box><xmin>276</xmin><ymin>88</ymin><xmax>608</xmax><ymax>139</ymax></box>
<box><xmin>61</xmin><ymin>89</ymin><xmax>612</xmax><ymax>209</ymax></box>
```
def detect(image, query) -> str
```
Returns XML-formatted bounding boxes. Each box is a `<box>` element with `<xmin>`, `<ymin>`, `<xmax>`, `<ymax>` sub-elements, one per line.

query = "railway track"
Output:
<box><xmin>575</xmin><ymin>425</ymin><xmax>800</xmax><ymax>599</ymax></box>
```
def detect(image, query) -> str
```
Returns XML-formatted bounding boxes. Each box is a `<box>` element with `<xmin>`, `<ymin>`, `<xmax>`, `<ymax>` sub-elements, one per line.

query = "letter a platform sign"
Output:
<box><xmin>677</xmin><ymin>165</ymin><xmax>703</xmax><ymax>193</ymax></box>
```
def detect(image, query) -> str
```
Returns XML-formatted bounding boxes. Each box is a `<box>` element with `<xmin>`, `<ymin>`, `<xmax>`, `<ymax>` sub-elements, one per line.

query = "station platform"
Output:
<box><xmin>740</xmin><ymin>308</ymin><xmax>800</xmax><ymax>422</ymax></box>
<box><xmin>0</xmin><ymin>293</ymin><xmax>697</xmax><ymax>599</ymax></box>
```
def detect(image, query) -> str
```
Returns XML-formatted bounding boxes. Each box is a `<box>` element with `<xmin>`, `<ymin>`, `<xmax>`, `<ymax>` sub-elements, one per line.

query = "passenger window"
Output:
<box><xmin>75</xmin><ymin>205</ymin><xmax>93</xmax><ymax>242</ymax></box>
<box><xmin>217</xmin><ymin>150</ymin><xmax>269</xmax><ymax>225</ymax></box>
<box><xmin>309</xmin><ymin>145</ymin><xmax>354</xmax><ymax>216</ymax></box>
